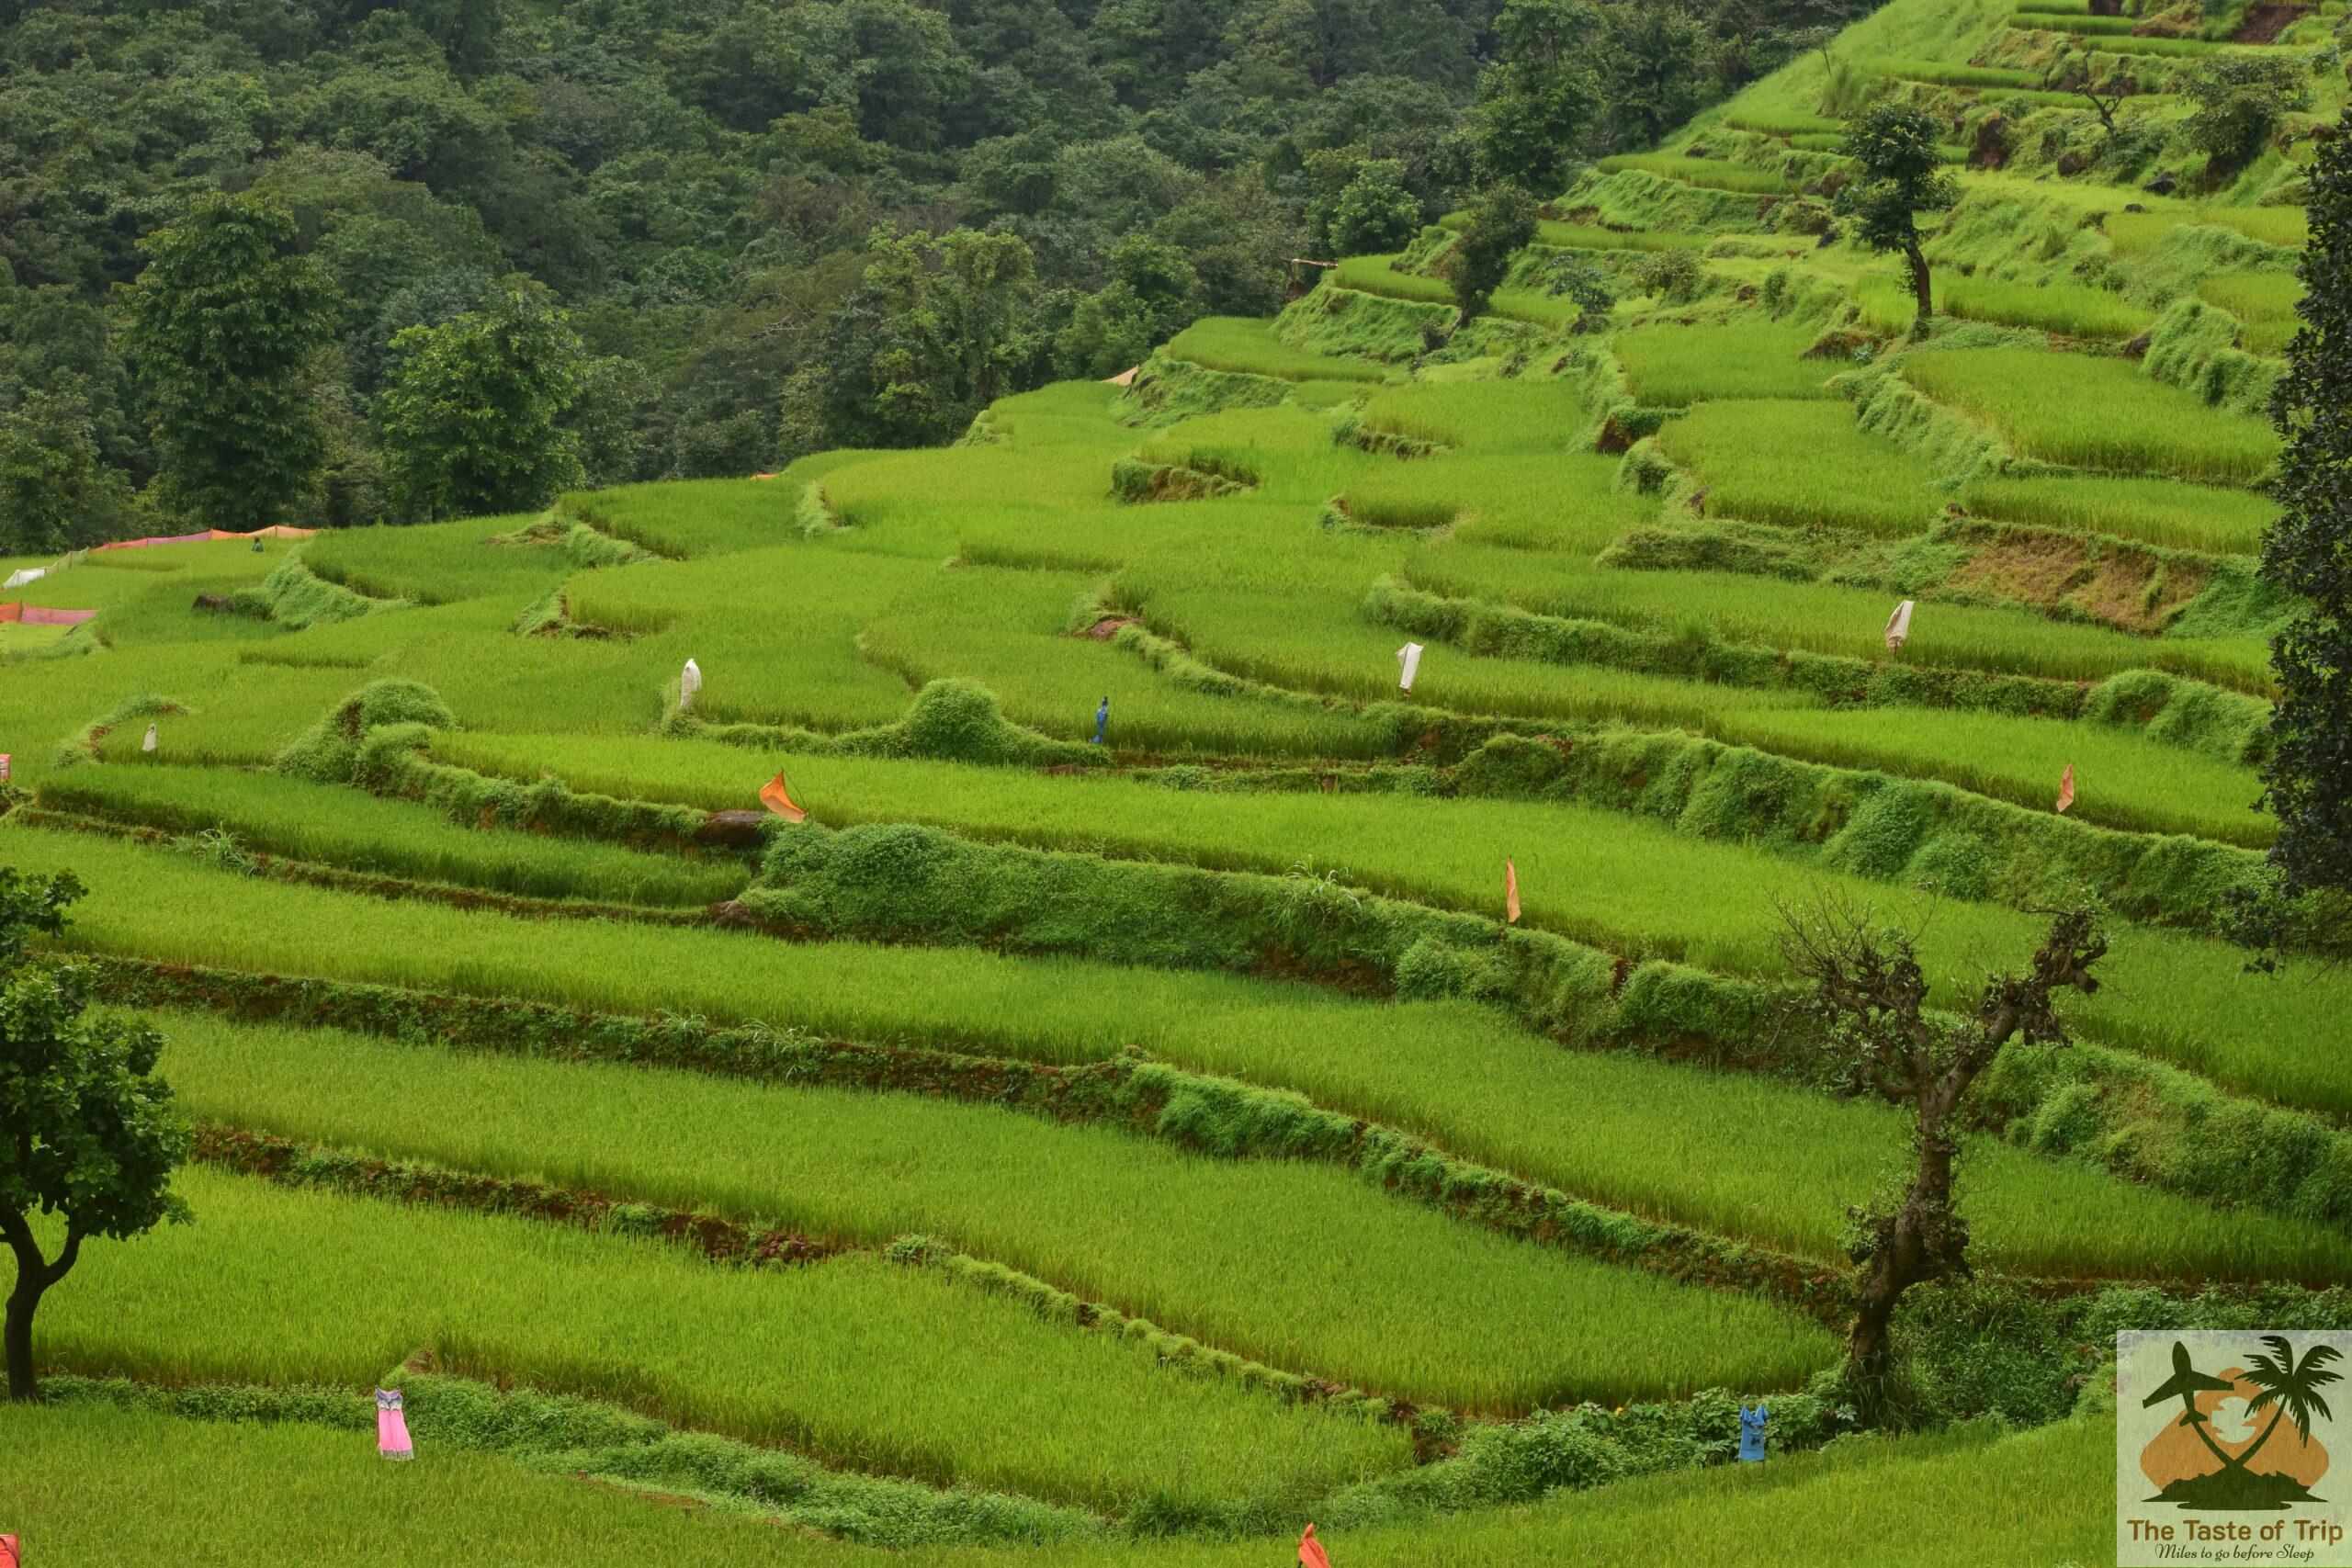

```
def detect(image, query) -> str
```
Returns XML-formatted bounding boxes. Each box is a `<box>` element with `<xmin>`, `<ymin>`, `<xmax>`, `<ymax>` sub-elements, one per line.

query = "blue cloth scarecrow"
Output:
<box><xmin>1737</xmin><ymin>1403</ymin><xmax>1769</xmax><ymax>1462</ymax></box>
<box><xmin>1091</xmin><ymin>697</ymin><xmax>1109</xmax><ymax>745</ymax></box>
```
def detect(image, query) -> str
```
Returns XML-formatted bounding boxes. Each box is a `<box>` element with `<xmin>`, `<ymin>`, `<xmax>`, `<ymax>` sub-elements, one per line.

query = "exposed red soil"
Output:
<box><xmin>2234</xmin><ymin>2</ymin><xmax>2307</xmax><ymax>42</ymax></box>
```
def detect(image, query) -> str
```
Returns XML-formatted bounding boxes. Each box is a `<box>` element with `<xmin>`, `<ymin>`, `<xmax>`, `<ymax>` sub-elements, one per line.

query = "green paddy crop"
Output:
<box><xmin>1345</xmin><ymin>452</ymin><xmax>1655</xmax><ymax>552</ymax></box>
<box><xmin>1595</xmin><ymin>153</ymin><xmax>1800</xmax><ymax>195</ymax></box>
<box><xmin>1440</xmin><ymin>212</ymin><xmax>1710</xmax><ymax>251</ymax></box>
<box><xmin>162</xmin><ymin>1012</ymin><xmax>1839</xmax><ymax>1409</ymax></box>
<box><xmin>74</xmin><ymin>660</ymin><xmax>378</xmax><ymax>770</ymax></box>
<box><xmin>1721</xmin><ymin>109</ymin><xmax>1846</xmax><ymax>135</ymax></box>
<box><xmin>36</xmin><ymin>765</ymin><xmax>749</xmax><ymax>906</ymax></box>
<box><xmin>1960</xmin><ymin>472</ymin><xmax>2276</xmax><ymax>554</ymax></box>
<box><xmin>1652</xmin><ymin>400</ymin><xmax>1950</xmax><ymax>535</ymax></box>
<box><xmin>1711</xmin><ymin>705</ymin><xmax>2271</xmax><ymax>846</ymax></box>
<box><xmin>2196</xmin><ymin>270</ymin><xmax>2303</xmax><ymax>355</ymax></box>
<box><xmin>1933</xmin><ymin>276</ymin><xmax>2154</xmax><ymax>340</ymax></box>
<box><xmin>300</xmin><ymin>514</ymin><xmax>565</xmax><ymax>604</ymax></box>
<box><xmin>160</xmin><ymin>1006</ymin><xmax>2352</xmax><ymax>1286</ymax></box>
<box><xmin>2107</xmin><ymin>206</ymin><xmax>2308</xmax><ymax>254</ymax></box>
<box><xmin>0</xmin><ymin>1404</ymin><xmax>825</xmax><ymax>1567</ymax></box>
<box><xmin>0</xmin><ymin>1402</ymin><xmax>2120</xmax><ymax>1567</ymax></box>
<box><xmin>1354</xmin><ymin>378</ymin><xmax>1590</xmax><ymax>453</ymax></box>
<box><xmin>860</xmin><ymin>563</ymin><xmax>1392</xmax><ymax>759</ymax></box>
<box><xmin>228</xmin><ymin>741</ymin><xmax>2351</xmax><ymax>1119</ymax></box>
<box><xmin>2010</xmin><ymin>9</ymin><xmax>2134</xmax><ymax>32</ymax></box>
<box><xmin>28</xmin><ymin>1166</ymin><xmax>1408</xmax><ymax>1517</ymax></box>
<box><xmin>1326</xmin><ymin>257</ymin><xmax>1580</xmax><ymax>328</ymax></box>
<box><xmin>1135</xmin><ymin>577</ymin><xmax>1827</xmax><ymax>733</ymax></box>
<box><xmin>0</xmin><ymin>622</ymin><xmax>77</xmax><ymax>655</ymax></box>
<box><xmin>1407</xmin><ymin>541</ymin><xmax>2274</xmax><ymax>691</ymax></box>
<box><xmin>1612</xmin><ymin>323</ymin><xmax>1837</xmax><ymax>405</ymax></box>
<box><xmin>1903</xmin><ymin>347</ymin><xmax>2279</xmax><ymax>483</ymax></box>
<box><xmin>1160</xmin><ymin>318</ymin><xmax>1390</xmax><ymax>384</ymax></box>
<box><xmin>1863</xmin><ymin>58</ymin><xmax>2040</xmax><ymax>88</ymax></box>
<box><xmin>2066</xmin><ymin>31</ymin><xmax>2233</xmax><ymax>54</ymax></box>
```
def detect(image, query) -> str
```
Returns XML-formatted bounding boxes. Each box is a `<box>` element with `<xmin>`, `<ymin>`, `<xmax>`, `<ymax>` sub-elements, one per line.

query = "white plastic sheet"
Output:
<box><xmin>2</xmin><ymin>568</ymin><xmax>43</xmax><ymax>591</ymax></box>
<box><xmin>1883</xmin><ymin>599</ymin><xmax>1914</xmax><ymax>650</ymax></box>
<box><xmin>1396</xmin><ymin>641</ymin><xmax>1425</xmax><ymax>692</ymax></box>
<box><xmin>141</xmin><ymin>723</ymin><xmax>158</xmax><ymax>753</ymax></box>
<box><xmin>680</xmin><ymin>658</ymin><xmax>703</xmax><ymax>713</ymax></box>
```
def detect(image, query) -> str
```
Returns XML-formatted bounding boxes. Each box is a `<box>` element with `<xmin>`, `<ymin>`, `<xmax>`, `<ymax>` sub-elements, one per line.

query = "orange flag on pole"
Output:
<box><xmin>1299</xmin><ymin>1522</ymin><xmax>1332</xmax><ymax>1568</ymax></box>
<box><xmin>2055</xmin><ymin>763</ymin><xmax>2075</xmax><ymax>815</ymax></box>
<box><xmin>1504</xmin><ymin>857</ymin><xmax>1521</xmax><ymax>923</ymax></box>
<box><xmin>760</xmin><ymin>771</ymin><xmax>808</xmax><ymax>822</ymax></box>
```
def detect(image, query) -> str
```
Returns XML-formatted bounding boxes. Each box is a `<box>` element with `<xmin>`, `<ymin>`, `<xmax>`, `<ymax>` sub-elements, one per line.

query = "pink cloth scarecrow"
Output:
<box><xmin>377</xmin><ymin>1388</ymin><xmax>413</xmax><ymax>1460</ymax></box>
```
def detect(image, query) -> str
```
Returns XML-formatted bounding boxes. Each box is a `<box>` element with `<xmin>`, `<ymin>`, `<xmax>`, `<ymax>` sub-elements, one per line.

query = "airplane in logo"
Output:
<box><xmin>2144</xmin><ymin>1340</ymin><xmax>2238</xmax><ymax>1427</ymax></box>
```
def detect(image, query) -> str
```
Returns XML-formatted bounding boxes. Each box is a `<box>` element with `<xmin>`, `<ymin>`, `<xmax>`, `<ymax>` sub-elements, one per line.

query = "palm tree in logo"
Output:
<box><xmin>2236</xmin><ymin>1337</ymin><xmax>2344</xmax><ymax>1472</ymax></box>
<box><xmin>2143</xmin><ymin>1337</ymin><xmax>2343</xmax><ymax>1508</ymax></box>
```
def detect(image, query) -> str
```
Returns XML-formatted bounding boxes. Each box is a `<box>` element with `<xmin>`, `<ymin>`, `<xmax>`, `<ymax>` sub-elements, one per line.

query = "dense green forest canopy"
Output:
<box><xmin>0</xmin><ymin>0</ymin><xmax>1863</xmax><ymax>543</ymax></box>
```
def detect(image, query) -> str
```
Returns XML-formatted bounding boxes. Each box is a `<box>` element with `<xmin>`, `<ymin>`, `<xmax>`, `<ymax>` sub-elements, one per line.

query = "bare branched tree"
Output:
<box><xmin>1779</xmin><ymin>894</ymin><xmax>2108</xmax><ymax>1402</ymax></box>
<box><xmin>2082</xmin><ymin>85</ymin><xmax>2124</xmax><ymax>139</ymax></box>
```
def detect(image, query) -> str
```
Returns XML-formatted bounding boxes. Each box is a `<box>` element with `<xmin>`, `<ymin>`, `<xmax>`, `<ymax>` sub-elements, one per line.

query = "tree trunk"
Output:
<box><xmin>1905</xmin><ymin>240</ymin><xmax>1933</xmax><ymax>323</ymax></box>
<box><xmin>1845</xmin><ymin>1269</ymin><xmax>1901</xmax><ymax>1389</ymax></box>
<box><xmin>4</xmin><ymin>1279</ymin><xmax>39</xmax><ymax>1403</ymax></box>
<box><xmin>1</xmin><ymin>1220</ymin><xmax>76</xmax><ymax>1403</ymax></box>
<box><xmin>1844</xmin><ymin>1099</ymin><xmax>1962</xmax><ymax>1394</ymax></box>
<box><xmin>2233</xmin><ymin>1408</ymin><xmax>2288</xmax><ymax>1471</ymax></box>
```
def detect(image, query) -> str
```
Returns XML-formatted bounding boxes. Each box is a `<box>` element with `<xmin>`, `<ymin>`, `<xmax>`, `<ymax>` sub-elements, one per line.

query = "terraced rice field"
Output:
<box><xmin>4</xmin><ymin>0</ymin><xmax>2340</xmax><ymax>1554</ymax></box>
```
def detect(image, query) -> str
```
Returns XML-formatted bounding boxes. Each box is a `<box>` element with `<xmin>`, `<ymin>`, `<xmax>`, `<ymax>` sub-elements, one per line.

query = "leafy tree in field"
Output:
<box><xmin>2259</xmin><ymin>109</ymin><xmax>2352</xmax><ymax>911</ymax></box>
<box><xmin>1599</xmin><ymin>4</ymin><xmax>1709</xmax><ymax>151</ymax></box>
<box><xmin>1781</xmin><ymin>897</ymin><xmax>2106</xmax><ymax>1403</ymax></box>
<box><xmin>1329</xmin><ymin>158</ymin><xmax>1423</xmax><ymax>256</ymax></box>
<box><xmin>1841</xmin><ymin>104</ymin><xmax>1957</xmax><ymax>328</ymax></box>
<box><xmin>2183</xmin><ymin>56</ymin><xmax>2308</xmax><ymax>175</ymax></box>
<box><xmin>789</xmin><ymin>225</ymin><xmax>1047</xmax><ymax>451</ymax></box>
<box><xmin>1537</xmin><ymin>252</ymin><xmax>1617</xmax><ymax>330</ymax></box>
<box><xmin>0</xmin><ymin>869</ymin><xmax>190</xmax><ymax>1403</ymax></box>
<box><xmin>379</xmin><ymin>280</ymin><xmax>588</xmax><ymax>521</ymax></box>
<box><xmin>121</xmin><ymin>190</ymin><xmax>334</xmax><ymax>531</ymax></box>
<box><xmin>1451</xmin><ymin>184</ymin><xmax>1540</xmax><ymax>327</ymax></box>
<box><xmin>1056</xmin><ymin>233</ymin><xmax>1200</xmax><ymax>378</ymax></box>
<box><xmin>1468</xmin><ymin>0</ymin><xmax>1603</xmax><ymax>196</ymax></box>
<box><xmin>0</xmin><ymin>389</ymin><xmax>134</xmax><ymax>555</ymax></box>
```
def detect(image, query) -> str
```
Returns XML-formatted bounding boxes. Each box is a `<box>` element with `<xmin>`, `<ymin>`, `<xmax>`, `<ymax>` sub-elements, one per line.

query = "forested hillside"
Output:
<box><xmin>0</xmin><ymin>0</ymin><xmax>1862</xmax><ymax>547</ymax></box>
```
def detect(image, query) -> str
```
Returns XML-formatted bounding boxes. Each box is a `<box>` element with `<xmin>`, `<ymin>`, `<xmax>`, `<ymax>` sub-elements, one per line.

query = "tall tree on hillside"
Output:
<box><xmin>786</xmin><ymin>225</ymin><xmax>1047</xmax><ymax>452</ymax></box>
<box><xmin>1467</xmin><ymin>0</ymin><xmax>1602</xmax><ymax>196</ymax></box>
<box><xmin>1841</xmin><ymin>103</ymin><xmax>1956</xmax><ymax>328</ymax></box>
<box><xmin>1451</xmin><ymin>184</ymin><xmax>1540</xmax><ymax>329</ymax></box>
<box><xmin>1781</xmin><ymin>897</ymin><xmax>2105</xmax><ymax>1401</ymax></box>
<box><xmin>122</xmin><ymin>191</ymin><xmax>335</xmax><ymax>531</ymax></box>
<box><xmin>2183</xmin><ymin>55</ymin><xmax>2308</xmax><ymax>176</ymax></box>
<box><xmin>1</xmin><ymin>870</ymin><xmax>191</xmax><ymax>1403</ymax></box>
<box><xmin>1055</xmin><ymin>233</ymin><xmax>1200</xmax><ymax>379</ymax></box>
<box><xmin>1327</xmin><ymin>159</ymin><xmax>1424</xmax><ymax>256</ymax></box>
<box><xmin>1598</xmin><ymin>4</ymin><xmax>1709</xmax><ymax>152</ymax></box>
<box><xmin>379</xmin><ymin>279</ymin><xmax>587</xmax><ymax>521</ymax></box>
<box><xmin>0</xmin><ymin>389</ymin><xmax>133</xmax><ymax>555</ymax></box>
<box><xmin>2259</xmin><ymin>108</ymin><xmax>2352</xmax><ymax>910</ymax></box>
